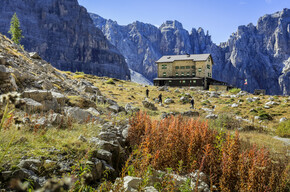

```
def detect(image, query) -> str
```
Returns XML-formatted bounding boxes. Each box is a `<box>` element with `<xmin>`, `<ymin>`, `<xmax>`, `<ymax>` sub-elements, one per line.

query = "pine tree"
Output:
<box><xmin>8</xmin><ymin>13</ymin><xmax>23</xmax><ymax>45</ymax></box>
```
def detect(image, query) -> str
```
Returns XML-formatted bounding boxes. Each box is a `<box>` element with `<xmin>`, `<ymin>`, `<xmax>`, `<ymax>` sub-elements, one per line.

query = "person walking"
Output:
<box><xmin>190</xmin><ymin>97</ymin><xmax>195</xmax><ymax>109</ymax></box>
<box><xmin>146</xmin><ymin>88</ymin><xmax>149</xmax><ymax>98</ymax></box>
<box><xmin>158</xmin><ymin>93</ymin><xmax>162</xmax><ymax>104</ymax></box>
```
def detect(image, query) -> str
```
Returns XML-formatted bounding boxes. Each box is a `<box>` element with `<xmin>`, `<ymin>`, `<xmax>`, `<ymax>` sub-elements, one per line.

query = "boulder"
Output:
<box><xmin>48</xmin><ymin>113</ymin><xmax>64</xmax><ymax>125</ymax></box>
<box><xmin>142</xmin><ymin>100</ymin><xmax>157</xmax><ymax>111</ymax></box>
<box><xmin>210</xmin><ymin>92</ymin><xmax>219</xmax><ymax>98</ymax></box>
<box><xmin>205</xmin><ymin>114</ymin><xmax>218</xmax><ymax>119</ymax></box>
<box><xmin>29</xmin><ymin>52</ymin><xmax>42</xmax><ymax>59</ymax></box>
<box><xmin>125</xmin><ymin>103</ymin><xmax>140</xmax><ymax>113</ymax></box>
<box><xmin>180</xmin><ymin>96</ymin><xmax>190</xmax><ymax>103</ymax></box>
<box><xmin>51</xmin><ymin>92</ymin><xmax>67</xmax><ymax>106</ymax></box>
<box><xmin>20</xmin><ymin>98</ymin><xmax>43</xmax><ymax>113</ymax></box>
<box><xmin>18</xmin><ymin>159</ymin><xmax>41</xmax><ymax>171</ymax></box>
<box><xmin>280</xmin><ymin>117</ymin><xmax>288</xmax><ymax>123</ymax></box>
<box><xmin>231</xmin><ymin>103</ymin><xmax>239</xmax><ymax>108</ymax></box>
<box><xmin>86</xmin><ymin>107</ymin><xmax>101</xmax><ymax>116</ymax></box>
<box><xmin>64</xmin><ymin>107</ymin><xmax>94</xmax><ymax>123</ymax></box>
<box><xmin>164</xmin><ymin>98</ymin><xmax>174</xmax><ymax>104</ymax></box>
<box><xmin>107</xmin><ymin>104</ymin><xmax>122</xmax><ymax>113</ymax></box>
<box><xmin>123</xmin><ymin>176</ymin><xmax>142</xmax><ymax>192</ymax></box>
<box><xmin>96</xmin><ymin>149</ymin><xmax>112</xmax><ymax>164</ymax></box>
<box><xmin>265</xmin><ymin>101</ymin><xmax>279</xmax><ymax>107</ymax></box>
<box><xmin>157</xmin><ymin>86</ymin><xmax>169</xmax><ymax>91</ymax></box>
<box><xmin>181</xmin><ymin>111</ymin><xmax>199</xmax><ymax>117</ymax></box>
<box><xmin>22</xmin><ymin>90</ymin><xmax>53</xmax><ymax>103</ymax></box>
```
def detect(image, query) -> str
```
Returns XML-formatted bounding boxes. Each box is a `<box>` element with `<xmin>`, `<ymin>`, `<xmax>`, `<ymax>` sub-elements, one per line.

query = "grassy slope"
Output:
<box><xmin>1</xmin><ymin>70</ymin><xmax>289</xmax><ymax>171</ymax></box>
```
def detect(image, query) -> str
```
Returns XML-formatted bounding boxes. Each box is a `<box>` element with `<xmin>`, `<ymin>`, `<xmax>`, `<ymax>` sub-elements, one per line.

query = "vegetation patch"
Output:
<box><xmin>228</xmin><ymin>88</ymin><xmax>241</xmax><ymax>94</ymax></box>
<box><xmin>125</xmin><ymin>112</ymin><xmax>289</xmax><ymax>191</ymax></box>
<box><xmin>276</xmin><ymin>120</ymin><xmax>290</xmax><ymax>138</ymax></box>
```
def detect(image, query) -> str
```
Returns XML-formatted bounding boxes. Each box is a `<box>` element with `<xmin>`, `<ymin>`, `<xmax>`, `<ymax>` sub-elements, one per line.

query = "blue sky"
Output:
<box><xmin>78</xmin><ymin>0</ymin><xmax>289</xmax><ymax>44</ymax></box>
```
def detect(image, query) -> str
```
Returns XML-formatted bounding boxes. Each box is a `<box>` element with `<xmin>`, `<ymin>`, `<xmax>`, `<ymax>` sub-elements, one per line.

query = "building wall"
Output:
<box><xmin>157</xmin><ymin>62</ymin><xmax>173</xmax><ymax>77</ymax></box>
<box><xmin>157</xmin><ymin>55</ymin><xmax>213</xmax><ymax>78</ymax></box>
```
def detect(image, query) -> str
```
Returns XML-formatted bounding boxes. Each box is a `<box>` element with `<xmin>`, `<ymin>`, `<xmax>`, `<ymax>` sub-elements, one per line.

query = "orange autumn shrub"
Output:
<box><xmin>127</xmin><ymin>112</ymin><xmax>289</xmax><ymax>191</ymax></box>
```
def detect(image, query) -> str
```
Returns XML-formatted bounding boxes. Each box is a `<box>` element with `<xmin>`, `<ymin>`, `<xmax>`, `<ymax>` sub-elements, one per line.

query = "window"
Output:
<box><xmin>181</xmin><ymin>72</ymin><xmax>184</xmax><ymax>76</ymax></box>
<box><xmin>198</xmin><ymin>68</ymin><xmax>202</xmax><ymax>72</ymax></box>
<box><xmin>193</xmin><ymin>80</ymin><xmax>196</xmax><ymax>84</ymax></box>
<box><xmin>169</xmin><ymin>80</ymin><xmax>172</xmax><ymax>83</ymax></box>
<box><xmin>161</xmin><ymin>65</ymin><xmax>167</xmax><ymax>69</ymax></box>
<box><xmin>180</xmin><ymin>66</ymin><xmax>185</xmax><ymax>69</ymax></box>
<box><xmin>186</xmin><ymin>66</ymin><xmax>190</xmax><ymax>69</ymax></box>
<box><xmin>183</xmin><ymin>80</ymin><xmax>186</xmax><ymax>84</ymax></box>
<box><xmin>208</xmin><ymin>73</ymin><xmax>212</xmax><ymax>77</ymax></box>
<box><xmin>187</xmin><ymin>72</ymin><xmax>190</xmax><ymax>76</ymax></box>
<box><xmin>208</xmin><ymin>58</ymin><xmax>211</xmax><ymax>62</ymax></box>
<box><xmin>163</xmin><ymin>72</ymin><xmax>166</xmax><ymax>77</ymax></box>
<box><xmin>207</xmin><ymin>64</ymin><xmax>210</xmax><ymax>69</ymax></box>
<box><xmin>176</xmin><ymin>72</ymin><xmax>179</xmax><ymax>76</ymax></box>
<box><xmin>192</xmin><ymin>66</ymin><xmax>196</xmax><ymax>69</ymax></box>
<box><xmin>175</xmin><ymin>66</ymin><xmax>179</xmax><ymax>69</ymax></box>
<box><xmin>192</xmin><ymin>72</ymin><xmax>196</xmax><ymax>77</ymax></box>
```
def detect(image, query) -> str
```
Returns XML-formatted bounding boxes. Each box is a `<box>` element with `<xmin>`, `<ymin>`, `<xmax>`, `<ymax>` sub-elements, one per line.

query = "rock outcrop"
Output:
<box><xmin>0</xmin><ymin>0</ymin><xmax>130</xmax><ymax>80</ymax></box>
<box><xmin>90</xmin><ymin>9</ymin><xmax>290</xmax><ymax>95</ymax></box>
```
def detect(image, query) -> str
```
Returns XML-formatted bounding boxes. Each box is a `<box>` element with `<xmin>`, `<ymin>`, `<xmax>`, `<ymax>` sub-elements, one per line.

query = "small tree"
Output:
<box><xmin>8</xmin><ymin>13</ymin><xmax>23</xmax><ymax>45</ymax></box>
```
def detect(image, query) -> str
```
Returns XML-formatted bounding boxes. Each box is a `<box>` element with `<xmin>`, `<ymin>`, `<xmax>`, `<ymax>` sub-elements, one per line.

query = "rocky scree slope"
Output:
<box><xmin>90</xmin><ymin>8</ymin><xmax>290</xmax><ymax>95</ymax></box>
<box><xmin>0</xmin><ymin>33</ymin><xmax>131</xmax><ymax>190</ymax></box>
<box><xmin>0</xmin><ymin>33</ymin><xmax>215</xmax><ymax>192</ymax></box>
<box><xmin>0</xmin><ymin>0</ymin><xmax>130</xmax><ymax>80</ymax></box>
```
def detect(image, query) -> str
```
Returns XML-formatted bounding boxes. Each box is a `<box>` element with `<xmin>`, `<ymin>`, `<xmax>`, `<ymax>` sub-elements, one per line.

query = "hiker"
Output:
<box><xmin>146</xmin><ymin>88</ymin><xmax>149</xmax><ymax>98</ymax></box>
<box><xmin>190</xmin><ymin>97</ymin><xmax>194</xmax><ymax>109</ymax></box>
<box><xmin>158</xmin><ymin>93</ymin><xmax>162</xmax><ymax>104</ymax></box>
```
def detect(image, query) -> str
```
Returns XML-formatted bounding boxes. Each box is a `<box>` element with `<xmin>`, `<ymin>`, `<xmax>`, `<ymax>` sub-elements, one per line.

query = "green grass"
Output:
<box><xmin>276</xmin><ymin>120</ymin><xmax>290</xmax><ymax>138</ymax></box>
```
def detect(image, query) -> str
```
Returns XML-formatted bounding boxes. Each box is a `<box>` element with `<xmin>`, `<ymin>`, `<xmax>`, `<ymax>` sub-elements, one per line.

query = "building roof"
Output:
<box><xmin>156</xmin><ymin>54</ymin><xmax>212</xmax><ymax>63</ymax></box>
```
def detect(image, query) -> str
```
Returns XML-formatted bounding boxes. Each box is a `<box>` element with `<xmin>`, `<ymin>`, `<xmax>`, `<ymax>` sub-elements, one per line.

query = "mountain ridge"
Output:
<box><xmin>0</xmin><ymin>0</ymin><xmax>131</xmax><ymax>80</ymax></box>
<box><xmin>90</xmin><ymin>8</ymin><xmax>290</xmax><ymax>95</ymax></box>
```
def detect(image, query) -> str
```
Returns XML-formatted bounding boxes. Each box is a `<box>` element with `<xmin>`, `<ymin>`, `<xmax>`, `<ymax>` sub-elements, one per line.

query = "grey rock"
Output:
<box><xmin>107</xmin><ymin>104</ymin><xmax>121</xmax><ymax>113</ymax></box>
<box><xmin>98</xmin><ymin>132</ymin><xmax>117</xmax><ymax>142</ymax></box>
<box><xmin>64</xmin><ymin>107</ymin><xmax>94</xmax><ymax>123</ymax></box>
<box><xmin>142</xmin><ymin>100</ymin><xmax>157</xmax><ymax>110</ymax></box>
<box><xmin>86</xmin><ymin>107</ymin><xmax>101</xmax><ymax>116</ymax></box>
<box><xmin>97</xmin><ymin>149</ymin><xmax>112</xmax><ymax>164</ymax></box>
<box><xmin>180</xmin><ymin>96</ymin><xmax>190</xmax><ymax>103</ymax></box>
<box><xmin>210</xmin><ymin>92</ymin><xmax>219</xmax><ymax>98</ymax></box>
<box><xmin>123</xmin><ymin>176</ymin><xmax>142</xmax><ymax>191</ymax></box>
<box><xmin>231</xmin><ymin>103</ymin><xmax>239</xmax><ymax>108</ymax></box>
<box><xmin>20</xmin><ymin>98</ymin><xmax>43</xmax><ymax>113</ymax></box>
<box><xmin>164</xmin><ymin>98</ymin><xmax>174</xmax><ymax>104</ymax></box>
<box><xmin>125</xmin><ymin>103</ymin><xmax>140</xmax><ymax>113</ymax></box>
<box><xmin>157</xmin><ymin>86</ymin><xmax>169</xmax><ymax>91</ymax></box>
<box><xmin>48</xmin><ymin>113</ymin><xmax>64</xmax><ymax>125</ymax></box>
<box><xmin>182</xmin><ymin>111</ymin><xmax>199</xmax><ymax>117</ymax></box>
<box><xmin>0</xmin><ymin>0</ymin><xmax>130</xmax><ymax>80</ymax></box>
<box><xmin>29</xmin><ymin>52</ymin><xmax>42</xmax><ymax>60</ymax></box>
<box><xmin>205</xmin><ymin>114</ymin><xmax>218</xmax><ymax>119</ymax></box>
<box><xmin>280</xmin><ymin>117</ymin><xmax>288</xmax><ymax>123</ymax></box>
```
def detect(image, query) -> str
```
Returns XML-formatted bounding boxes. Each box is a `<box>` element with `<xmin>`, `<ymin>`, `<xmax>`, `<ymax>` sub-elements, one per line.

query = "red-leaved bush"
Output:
<box><xmin>127</xmin><ymin>112</ymin><xmax>289</xmax><ymax>191</ymax></box>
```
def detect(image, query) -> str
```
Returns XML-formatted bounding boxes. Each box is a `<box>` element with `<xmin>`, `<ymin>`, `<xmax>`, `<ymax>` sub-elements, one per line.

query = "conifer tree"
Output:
<box><xmin>8</xmin><ymin>13</ymin><xmax>23</xmax><ymax>45</ymax></box>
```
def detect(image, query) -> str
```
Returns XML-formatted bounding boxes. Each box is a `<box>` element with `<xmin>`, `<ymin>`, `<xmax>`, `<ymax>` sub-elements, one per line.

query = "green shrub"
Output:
<box><xmin>229</xmin><ymin>88</ymin><xmax>241</xmax><ymax>94</ymax></box>
<box><xmin>106</xmin><ymin>78</ymin><xmax>115</xmax><ymax>85</ymax></box>
<box><xmin>276</xmin><ymin>120</ymin><xmax>290</xmax><ymax>138</ymax></box>
<box><xmin>258</xmin><ymin>112</ymin><xmax>272</xmax><ymax>120</ymax></box>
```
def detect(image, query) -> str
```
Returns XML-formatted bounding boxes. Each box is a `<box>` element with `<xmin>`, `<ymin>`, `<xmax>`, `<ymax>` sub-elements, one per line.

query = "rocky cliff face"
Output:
<box><xmin>90</xmin><ymin>9</ymin><xmax>290</xmax><ymax>95</ymax></box>
<box><xmin>0</xmin><ymin>0</ymin><xmax>130</xmax><ymax>80</ymax></box>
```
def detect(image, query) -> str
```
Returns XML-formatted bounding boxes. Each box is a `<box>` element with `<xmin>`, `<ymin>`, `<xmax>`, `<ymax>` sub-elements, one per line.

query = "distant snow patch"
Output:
<box><xmin>130</xmin><ymin>69</ymin><xmax>153</xmax><ymax>85</ymax></box>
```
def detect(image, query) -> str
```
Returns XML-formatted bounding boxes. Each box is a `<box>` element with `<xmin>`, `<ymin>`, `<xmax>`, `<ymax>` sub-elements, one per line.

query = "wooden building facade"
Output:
<box><xmin>154</xmin><ymin>54</ymin><xmax>229</xmax><ymax>89</ymax></box>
